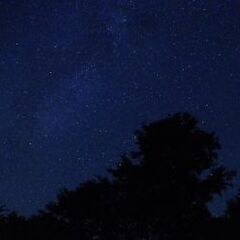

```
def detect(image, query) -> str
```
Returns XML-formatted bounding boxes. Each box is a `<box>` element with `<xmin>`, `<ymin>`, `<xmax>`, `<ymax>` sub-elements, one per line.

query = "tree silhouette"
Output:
<box><xmin>34</xmin><ymin>112</ymin><xmax>235</xmax><ymax>239</ymax></box>
<box><xmin>0</xmin><ymin>112</ymin><xmax>237</xmax><ymax>239</ymax></box>
<box><xmin>216</xmin><ymin>190</ymin><xmax>240</xmax><ymax>240</ymax></box>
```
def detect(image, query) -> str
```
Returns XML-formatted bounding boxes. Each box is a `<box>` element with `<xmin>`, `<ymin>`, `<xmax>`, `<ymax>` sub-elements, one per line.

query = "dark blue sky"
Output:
<box><xmin>0</xmin><ymin>0</ymin><xmax>240</xmax><ymax>215</ymax></box>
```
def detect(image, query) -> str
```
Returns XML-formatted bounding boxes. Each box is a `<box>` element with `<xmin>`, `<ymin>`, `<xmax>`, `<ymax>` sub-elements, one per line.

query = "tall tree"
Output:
<box><xmin>39</xmin><ymin>113</ymin><xmax>235</xmax><ymax>239</ymax></box>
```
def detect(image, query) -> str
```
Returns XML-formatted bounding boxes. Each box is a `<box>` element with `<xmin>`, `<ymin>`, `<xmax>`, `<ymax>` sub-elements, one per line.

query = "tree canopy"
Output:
<box><xmin>0</xmin><ymin>112</ymin><xmax>239</xmax><ymax>239</ymax></box>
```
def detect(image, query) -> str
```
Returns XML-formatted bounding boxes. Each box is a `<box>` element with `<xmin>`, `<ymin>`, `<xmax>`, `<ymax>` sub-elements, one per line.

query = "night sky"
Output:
<box><xmin>1</xmin><ymin>0</ymin><xmax>240</xmax><ymax>215</ymax></box>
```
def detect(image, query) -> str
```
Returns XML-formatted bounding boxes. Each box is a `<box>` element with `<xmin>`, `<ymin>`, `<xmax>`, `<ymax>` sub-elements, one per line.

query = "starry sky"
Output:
<box><xmin>0</xmin><ymin>0</ymin><xmax>240</xmax><ymax>215</ymax></box>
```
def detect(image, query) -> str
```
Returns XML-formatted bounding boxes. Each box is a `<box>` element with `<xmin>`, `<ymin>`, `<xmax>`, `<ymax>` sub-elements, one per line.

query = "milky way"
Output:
<box><xmin>0</xmin><ymin>0</ymin><xmax>240</xmax><ymax>215</ymax></box>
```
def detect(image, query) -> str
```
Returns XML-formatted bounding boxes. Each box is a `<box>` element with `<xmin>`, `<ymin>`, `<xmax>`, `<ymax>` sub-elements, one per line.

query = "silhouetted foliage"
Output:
<box><xmin>0</xmin><ymin>112</ymin><xmax>238</xmax><ymax>239</ymax></box>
